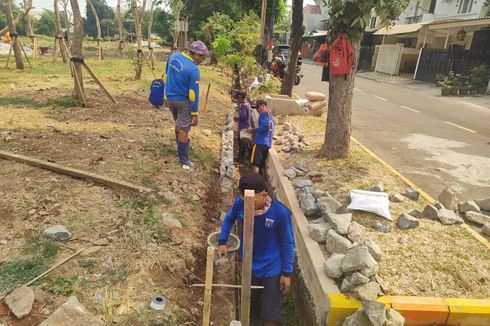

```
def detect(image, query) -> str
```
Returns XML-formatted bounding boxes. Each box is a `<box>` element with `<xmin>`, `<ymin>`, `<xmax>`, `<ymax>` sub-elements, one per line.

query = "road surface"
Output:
<box><xmin>294</xmin><ymin>62</ymin><xmax>490</xmax><ymax>201</ymax></box>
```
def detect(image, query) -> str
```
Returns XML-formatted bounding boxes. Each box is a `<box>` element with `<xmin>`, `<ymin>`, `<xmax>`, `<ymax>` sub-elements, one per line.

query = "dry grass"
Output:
<box><xmin>0</xmin><ymin>53</ymin><xmax>232</xmax><ymax>324</ymax></box>
<box><xmin>278</xmin><ymin>115</ymin><xmax>490</xmax><ymax>299</ymax></box>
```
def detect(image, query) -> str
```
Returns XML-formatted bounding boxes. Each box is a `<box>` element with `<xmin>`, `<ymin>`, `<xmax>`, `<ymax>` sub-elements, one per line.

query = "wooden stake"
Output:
<box><xmin>81</xmin><ymin>62</ymin><xmax>117</xmax><ymax>104</ymax></box>
<box><xmin>18</xmin><ymin>39</ymin><xmax>32</xmax><ymax>69</ymax></box>
<box><xmin>192</xmin><ymin>284</ymin><xmax>264</xmax><ymax>289</ymax></box>
<box><xmin>5</xmin><ymin>37</ymin><xmax>13</xmax><ymax>68</ymax></box>
<box><xmin>71</xmin><ymin>61</ymin><xmax>88</xmax><ymax>107</ymax></box>
<box><xmin>0</xmin><ymin>150</ymin><xmax>153</xmax><ymax>194</ymax></box>
<box><xmin>203</xmin><ymin>83</ymin><xmax>211</xmax><ymax>112</ymax></box>
<box><xmin>202</xmin><ymin>246</ymin><xmax>214</xmax><ymax>326</ymax></box>
<box><xmin>240</xmin><ymin>189</ymin><xmax>255</xmax><ymax>326</ymax></box>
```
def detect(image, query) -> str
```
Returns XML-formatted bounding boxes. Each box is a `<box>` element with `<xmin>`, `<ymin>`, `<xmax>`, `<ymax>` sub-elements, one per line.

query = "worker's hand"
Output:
<box><xmin>217</xmin><ymin>245</ymin><xmax>228</xmax><ymax>258</ymax></box>
<box><xmin>191</xmin><ymin>115</ymin><xmax>198</xmax><ymax>126</ymax></box>
<box><xmin>279</xmin><ymin>275</ymin><xmax>291</xmax><ymax>294</ymax></box>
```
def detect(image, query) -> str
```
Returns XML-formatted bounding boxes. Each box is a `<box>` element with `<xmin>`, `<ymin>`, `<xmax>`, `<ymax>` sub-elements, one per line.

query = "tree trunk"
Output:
<box><xmin>54</xmin><ymin>0</ymin><xmax>68</xmax><ymax>63</ymax></box>
<box><xmin>87</xmin><ymin>0</ymin><xmax>103</xmax><ymax>60</ymax></box>
<box><xmin>280</xmin><ymin>0</ymin><xmax>303</xmax><ymax>96</ymax></box>
<box><xmin>3</xmin><ymin>0</ymin><xmax>24</xmax><ymax>70</ymax></box>
<box><xmin>171</xmin><ymin>0</ymin><xmax>184</xmax><ymax>50</ymax></box>
<box><xmin>0</xmin><ymin>4</ymin><xmax>32</xmax><ymax>37</ymax></box>
<box><xmin>147</xmin><ymin>0</ymin><xmax>156</xmax><ymax>47</ymax></box>
<box><xmin>23</xmin><ymin>0</ymin><xmax>36</xmax><ymax>58</ymax></box>
<box><xmin>61</xmin><ymin>0</ymin><xmax>70</xmax><ymax>45</ymax></box>
<box><xmin>320</xmin><ymin>39</ymin><xmax>361</xmax><ymax>159</ymax></box>
<box><xmin>117</xmin><ymin>0</ymin><xmax>124</xmax><ymax>53</ymax></box>
<box><xmin>131</xmin><ymin>0</ymin><xmax>146</xmax><ymax>79</ymax></box>
<box><xmin>70</xmin><ymin>0</ymin><xmax>84</xmax><ymax>104</ymax></box>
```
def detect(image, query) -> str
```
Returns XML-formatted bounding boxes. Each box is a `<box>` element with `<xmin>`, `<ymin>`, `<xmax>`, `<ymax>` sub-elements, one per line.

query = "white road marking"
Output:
<box><xmin>373</xmin><ymin>95</ymin><xmax>387</xmax><ymax>101</ymax></box>
<box><xmin>444</xmin><ymin>121</ymin><xmax>478</xmax><ymax>134</ymax></box>
<box><xmin>354</xmin><ymin>87</ymin><xmax>363</xmax><ymax>92</ymax></box>
<box><xmin>400</xmin><ymin>105</ymin><xmax>420</xmax><ymax>113</ymax></box>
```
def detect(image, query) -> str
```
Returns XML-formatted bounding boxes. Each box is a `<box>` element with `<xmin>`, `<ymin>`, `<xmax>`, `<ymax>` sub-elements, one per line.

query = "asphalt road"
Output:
<box><xmin>294</xmin><ymin>62</ymin><xmax>490</xmax><ymax>201</ymax></box>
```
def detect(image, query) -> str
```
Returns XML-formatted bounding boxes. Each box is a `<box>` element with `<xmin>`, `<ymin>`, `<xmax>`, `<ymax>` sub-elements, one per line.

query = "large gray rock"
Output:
<box><xmin>353</xmin><ymin>282</ymin><xmax>381</xmax><ymax>301</ymax></box>
<box><xmin>482</xmin><ymin>223</ymin><xmax>490</xmax><ymax>236</ymax></box>
<box><xmin>341</xmin><ymin>278</ymin><xmax>354</xmax><ymax>293</ymax></box>
<box><xmin>465</xmin><ymin>211</ymin><xmax>490</xmax><ymax>225</ymax></box>
<box><xmin>323</xmin><ymin>253</ymin><xmax>345</xmax><ymax>279</ymax></box>
<box><xmin>347</xmin><ymin>222</ymin><xmax>367</xmax><ymax>243</ymax></box>
<box><xmin>404</xmin><ymin>187</ymin><xmax>420</xmax><ymax>201</ymax></box>
<box><xmin>40</xmin><ymin>296</ymin><xmax>104</xmax><ymax>326</ymax></box>
<box><xmin>422</xmin><ymin>204</ymin><xmax>439</xmax><ymax>219</ymax></box>
<box><xmin>375</xmin><ymin>274</ymin><xmax>389</xmax><ymax>293</ymax></box>
<box><xmin>342</xmin><ymin>309</ymin><xmax>372</xmax><ymax>326</ymax></box>
<box><xmin>312</xmin><ymin>189</ymin><xmax>328</xmax><ymax>200</ymax></box>
<box><xmin>162</xmin><ymin>191</ymin><xmax>178</xmax><ymax>204</ymax></box>
<box><xmin>283</xmin><ymin>168</ymin><xmax>296</xmax><ymax>179</ymax></box>
<box><xmin>161</xmin><ymin>212</ymin><xmax>182</xmax><ymax>229</ymax></box>
<box><xmin>408</xmin><ymin>209</ymin><xmax>423</xmax><ymax>218</ymax></box>
<box><xmin>397</xmin><ymin>213</ymin><xmax>419</xmax><ymax>230</ymax></box>
<box><xmin>438</xmin><ymin>208</ymin><xmax>464</xmax><ymax>225</ymax></box>
<box><xmin>326</xmin><ymin>212</ymin><xmax>352</xmax><ymax>235</ymax></box>
<box><xmin>359</xmin><ymin>254</ymin><xmax>379</xmax><ymax>278</ymax></box>
<box><xmin>385</xmin><ymin>309</ymin><xmax>405</xmax><ymax>326</ymax></box>
<box><xmin>370</xmin><ymin>181</ymin><xmax>384</xmax><ymax>192</ymax></box>
<box><xmin>350</xmin><ymin>272</ymin><xmax>369</xmax><ymax>287</ymax></box>
<box><xmin>372</xmin><ymin>221</ymin><xmax>392</xmax><ymax>233</ymax></box>
<box><xmin>388</xmin><ymin>193</ymin><xmax>405</xmax><ymax>203</ymax></box>
<box><xmin>293</xmin><ymin>179</ymin><xmax>313</xmax><ymax>189</ymax></box>
<box><xmin>364</xmin><ymin>239</ymin><xmax>382</xmax><ymax>262</ymax></box>
<box><xmin>5</xmin><ymin>286</ymin><xmax>35</xmax><ymax>318</ymax></box>
<box><xmin>326</xmin><ymin>229</ymin><xmax>353</xmax><ymax>254</ymax></box>
<box><xmin>475</xmin><ymin>198</ymin><xmax>490</xmax><ymax>211</ymax></box>
<box><xmin>317</xmin><ymin>197</ymin><xmax>342</xmax><ymax>215</ymax></box>
<box><xmin>298</xmin><ymin>193</ymin><xmax>319</xmax><ymax>217</ymax></box>
<box><xmin>363</xmin><ymin>300</ymin><xmax>387</xmax><ymax>326</ymax></box>
<box><xmin>458</xmin><ymin>201</ymin><xmax>481</xmax><ymax>214</ymax></box>
<box><xmin>44</xmin><ymin>225</ymin><xmax>71</xmax><ymax>241</ymax></box>
<box><xmin>438</xmin><ymin>187</ymin><xmax>458</xmax><ymax>211</ymax></box>
<box><xmin>342</xmin><ymin>245</ymin><xmax>371</xmax><ymax>273</ymax></box>
<box><xmin>307</xmin><ymin>222</ymin><xmax>332</xmax><ymax>243</ymax></box>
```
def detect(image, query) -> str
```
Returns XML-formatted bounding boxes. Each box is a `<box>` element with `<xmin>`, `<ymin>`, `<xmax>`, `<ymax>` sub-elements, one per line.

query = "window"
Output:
<box><xmin>458</xmin><ymin>0</ymin><xmax>473</xmax><ymax>14</ymax></box>
<box><xmin>370</xmin><ymin>17</ymin><xmax>377</xmax><ymax>29</ymax></box>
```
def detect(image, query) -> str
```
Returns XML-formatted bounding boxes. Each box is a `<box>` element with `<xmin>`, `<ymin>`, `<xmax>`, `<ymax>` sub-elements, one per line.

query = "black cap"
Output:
<box><xmin>239</xmin><ymin>173</ymin><xmax>266</xmax><ymax>195</ymax></box>
<box><xmin>236</xmin><ymin>90</ymin><xmax>247</xmax><ymax>98</ymax></box>
<box><xmin>254</xmin><ymin>99</ymin><xmax>267</xmax><ymax>108</ymax></box>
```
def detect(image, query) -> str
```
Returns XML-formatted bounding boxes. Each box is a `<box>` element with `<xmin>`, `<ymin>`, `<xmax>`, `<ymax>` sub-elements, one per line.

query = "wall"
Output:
<box><xmin>304</xmin><ymin>13</ymin><xmax>325</xmax><ymax>33</ymax></box>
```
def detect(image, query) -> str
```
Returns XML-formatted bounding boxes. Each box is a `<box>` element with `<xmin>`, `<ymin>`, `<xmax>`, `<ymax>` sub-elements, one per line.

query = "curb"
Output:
<box><xmin>327</xmin><ymin>294</ymin><xmax>490</xmax><ymax>326</ymax></box>
<box><xmin>350</xmin><ymin>137</ymin><xmax>490</xmax><ymax>250</ymax></box>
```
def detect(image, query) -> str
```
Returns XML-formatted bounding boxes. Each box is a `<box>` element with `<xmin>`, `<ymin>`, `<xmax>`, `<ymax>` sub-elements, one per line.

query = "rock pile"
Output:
<box><xmin>220</xmin><ymin>112</ymin><xmax>235</xmax><ymax>205</ymax></box>
<box><xmin>275</xmin><ymin>122</ymin><xmax>309</xmax><ymax>154</ymax></box>
<box><xmin>304</xmin><ymin>92</ymin><xmax>327</xmax><ymax>117</ymax></box>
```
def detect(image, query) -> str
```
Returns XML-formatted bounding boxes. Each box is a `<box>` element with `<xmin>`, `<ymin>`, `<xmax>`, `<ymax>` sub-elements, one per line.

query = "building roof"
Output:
<box><xmin>374</xmin><ymin>22</ymin><xmax>429</xmax><ymax>35</ymax></box>
<box><xmin>303</xmin><ymin>5</ymin><xmax>322</xmax><ymax>14</ymax></box>
<box><xmin>428</xmin><ymin>16</ymin><xmax>490</xmax><ymax>29</ymax></box>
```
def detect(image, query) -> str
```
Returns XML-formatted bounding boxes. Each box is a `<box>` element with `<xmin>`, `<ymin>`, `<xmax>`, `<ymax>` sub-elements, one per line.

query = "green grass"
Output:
<box><xmin>24</xmin><ymin>236</ymin><xmax>60</xmax><ymax>259</ymax></box>
<box><xmin>0</xmin><ymin>258</ymin><xmax>46</xmax><ymax>292</ymax></box>
<box><xmin>47</xmin><ymin>276</ymin><xmax>78</xmax><ymax>296</ymax></box>
<box><xmin>0</xmin><ymin>96</ymin><xmax>40</xmax><ymax>106</ymax></box>
<box><xmin>0</xmin><ymin>95</ymin><xmax>77</xmax><ymax>108</ymax></box>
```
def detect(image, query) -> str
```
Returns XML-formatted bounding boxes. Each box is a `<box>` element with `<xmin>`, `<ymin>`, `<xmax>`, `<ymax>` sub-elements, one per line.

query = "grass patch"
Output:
<box><xmin>190</xmin><ymin>142</ymin><xmax>216</xmax><ymax>167</ymax></box>
<box><xmin>46</xmin><ymin>276</ymin><xmax>78</xmax><ymax>296</ymax></box>
<box><xmin>24</xmin><ymin>236</ymin><xmax>60</xmax><ymax>260</ymax></box>
<box><xmin>45</xmin><ymin>96</ymin><xmax>78</xmax><ymax>107</ymax></box>
<box><xmin>0</xmin><ymin>95</ymin><xmax>77</xmax><ymax>108</ymax></box>
<box><xmin>0</xmin><ymin>258</ymin><xmax>46</xmax><ymax>292</ymax></box>
<box><xmin>0</xmin><ymin>96</ymin><xmax>40</xmax><ymax>106</ymax></box>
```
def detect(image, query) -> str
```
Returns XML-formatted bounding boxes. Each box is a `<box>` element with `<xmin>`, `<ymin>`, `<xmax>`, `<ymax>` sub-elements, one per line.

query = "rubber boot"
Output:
<box><xmin>181</xmin><ymin>141</ymin><xmax>191</xmax><ymax>166</ymax></box>
<box><xmin>177</xmin><ymin>141</ymin><xmax>188</xmax><ymax>166</ymax></box>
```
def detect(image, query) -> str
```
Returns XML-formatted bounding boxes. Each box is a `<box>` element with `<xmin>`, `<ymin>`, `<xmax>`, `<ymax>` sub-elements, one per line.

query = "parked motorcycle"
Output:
<box><xmin>271</xmin><ymin>52</ymin><xmax>303</xmax><ymax>85</ymax></box>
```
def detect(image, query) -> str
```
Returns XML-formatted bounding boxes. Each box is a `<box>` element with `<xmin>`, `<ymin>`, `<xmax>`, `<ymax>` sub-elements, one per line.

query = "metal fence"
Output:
<box><xmin>414</xmin><ymin>48</ymin><xmax>490</xmax><ymax>82</ymax></box>
<box><xmin>357</xmin><ymin>46</ymin><xmax>375</xmax><ymax>71</ymax></box>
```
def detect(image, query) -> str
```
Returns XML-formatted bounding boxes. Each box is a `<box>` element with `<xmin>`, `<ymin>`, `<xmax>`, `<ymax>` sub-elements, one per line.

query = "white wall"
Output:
<box><xmin>303</xmin><ymin>13</ymin><xmax>325</xmax><ymax>32</ymax></box>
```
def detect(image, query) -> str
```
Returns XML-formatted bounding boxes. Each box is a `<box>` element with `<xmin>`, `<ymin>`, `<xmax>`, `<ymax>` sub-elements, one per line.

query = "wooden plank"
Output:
<box><xmin>202</xmin><ymin>246</ymin><xmax>214</xmax><ymax>326</ymax></box>
<box><xmin>0</xmin><ymin>150</ymin><xmax>153</xmax><ymax>194</ymax></box>
<box><xmin>240</xmin><ymin>189</ymin><xmax>255</xmax><ymax>326</ymax></box>
<box><xmin>191</xmin><ymin>284</ymin><xmax>264</xmax><ymax>289</ymax></box>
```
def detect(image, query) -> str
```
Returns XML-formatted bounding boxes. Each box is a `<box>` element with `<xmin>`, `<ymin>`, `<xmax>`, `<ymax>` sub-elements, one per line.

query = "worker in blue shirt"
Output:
<box><xmin>250</xmin><ymin>99</ymin><xmax>274</xmax><ymax>174</ymax></box>
<box><xmin>218</xmin><ymin>172</ymin><xmax>295</xmax><ymax>326</ymax></box>
<box><xmin>164</xmin><ymin>40</ymin><xmax>208</xmax><ymax>170</ymax></box>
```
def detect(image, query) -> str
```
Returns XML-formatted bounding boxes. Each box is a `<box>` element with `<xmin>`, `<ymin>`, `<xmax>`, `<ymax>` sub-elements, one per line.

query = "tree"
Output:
<box><xmin>185</xmin><ymin>0</ymin><xmax>238</xmax><ymax>39</ymax></box>
<box><xmin>87</xmin><ymin>0</ymin><xmax>103</xmax><ymax>59</ymax></box>
<box><xmin>33</xmin><ymin>11</ymin><xmax>56</xmax><ymax>36</ymax></box>
<box><xmin>0</xmin><ymin>0</ymin><xmax>31</xmax><ymax>37</ymax></box>
<box><xmin>116</xmin><ymin>0</ymin><xmax>124</xmax><ymax>55</ymax></box>
<box><xmin>22</xmin><ymin>0</ymin><xmax>36</xmax><ymax>58</ymax></box>
<box><xmin>84</xmin><ymin>0</ymin><xmax>114</xmax><ymax>39</ymax></box>
<box><xmin>2</xmin><ymin>0</ymin><xmax>24</xmax><ymax>69</ymax></box>
<box><xmin>130</xmin><ymin>0</ymin><xmax>147</xmax><ymax>79</ymax></box>
<box><xmin>166</xmin><ymin>0</ymin><xmax>184</xmax><ymax>49</ymax></box>
<box><xmin>320</xmin><ymin>0</ymin><xmax>408</xmax><ymax>159</ymax></box>
<box><xmin>70</xmin><ymin>0</ymin><xmax>85</xmax><ymax>104</ymax></box>
<box><xmin>60</xmin><ymin>0</ymin><xmax>72</xmax><ymax>42</ymax></box>
<box><xmin>150</xmin><ymin>8</ymin><xmax>172</xmax><ymax>44</ymax></box>
<box><xmin>54</xmin><ymin>0</ymin><xmax>69</xmax><ymax>63</ymax></box>
<box><xmin>280</xmin><ymin>0</ymin><xmax>302</xmax><ymax>97</ymax></box>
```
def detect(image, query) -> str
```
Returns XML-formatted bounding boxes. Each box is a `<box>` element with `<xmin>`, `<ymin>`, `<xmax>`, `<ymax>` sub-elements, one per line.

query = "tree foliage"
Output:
<box><xmin>0</xmin><ymin>2</ymin><xmax>27</xmax><ymax>35</ymax></box>
<box><xmin>142</xmin><ymin>7</ymin><xmax>172</xmax><ymax>43</ymax></box>
<box><xmin>34</xmin><ymin>11</ymin><xmax>56</xmax><ymax>36</ymax></box>
<box><xmin>84</xmin><ymin>0</ymin><xmax>115</xmax><ymax>38</ymax></box>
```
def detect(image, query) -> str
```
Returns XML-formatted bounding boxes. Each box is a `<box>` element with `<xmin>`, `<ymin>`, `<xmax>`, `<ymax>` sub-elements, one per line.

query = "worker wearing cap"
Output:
<box><xmin>218</xmin><ymin>172</ymin><xmax>295</xmax><ymax>326</ymax></box>
<box><xmin>164</xmin><ymin>40</ymin><xmax>208</xmax><ymax>170</ymax></box>
<box><xmin>250</xmin><ymin>99</ymin><xmax>274</xmax><ymax>174</ymax></box>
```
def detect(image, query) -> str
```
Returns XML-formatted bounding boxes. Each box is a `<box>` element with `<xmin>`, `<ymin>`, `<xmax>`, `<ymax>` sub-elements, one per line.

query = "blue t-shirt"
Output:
<box><xmin>164</xmin><ymin>53</ymin><xmax>200</xmax><ymax>114</ymax></box>
<box><xmin>218</xmin><ymin>196</ymin><xmax>295</xmax><ymax>278</ymax></box>
<box><xmin>254</xmin><ymin>111</ymin><xmax>274</xmax><ymax>148</ymax></box>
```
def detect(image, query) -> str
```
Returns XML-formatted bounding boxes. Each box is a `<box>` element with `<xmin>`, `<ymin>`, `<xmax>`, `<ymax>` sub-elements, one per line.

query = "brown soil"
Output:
<box><xmin>0</xmin><ymin>54</ymin><xmax>235</xmax><ymax>325</ymax></box>
<box><xmin>277</xmin><ymin>115</ymin><xmax>490</xmax><ymax>299</ymax></box>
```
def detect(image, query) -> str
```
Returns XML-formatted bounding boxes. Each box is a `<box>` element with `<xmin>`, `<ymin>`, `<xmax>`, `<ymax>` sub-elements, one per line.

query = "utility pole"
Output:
<box><xmin>267</xmin><ymin>0</ymin><xmax>277</xmax><ymax>69</ymax></box>
<box><xmin>257</xmin><ymin>0</ymin><xmax>267</xmax><ymax>78</ymax></box>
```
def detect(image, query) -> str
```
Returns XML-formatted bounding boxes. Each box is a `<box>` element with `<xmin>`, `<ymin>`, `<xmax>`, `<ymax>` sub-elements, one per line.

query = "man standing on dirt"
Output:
<box><xmin>250</xmin><ymin>99</ymin><xmax>274</xmax><ymax>174</ymax></box>
<box><xmin>237</xmin><ymin>90</ymin><xmax>252</xmax><ymax>164</ymax></box>
<box><xmin>164</xmin><ymin>40</ymin><xmax>208</xmax><ymax>170</ymax></box>
<box><xmin>218</xmin><ymin>172</ymin><xmax>295</xmax><ymax>326</ymax></box>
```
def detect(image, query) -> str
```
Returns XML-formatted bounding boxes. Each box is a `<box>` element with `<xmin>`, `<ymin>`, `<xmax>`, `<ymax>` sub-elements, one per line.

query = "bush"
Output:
<box><xmin>469</xmin><ymin>65</ymin><xmax>489</xmax><ymax>90</ymax></box>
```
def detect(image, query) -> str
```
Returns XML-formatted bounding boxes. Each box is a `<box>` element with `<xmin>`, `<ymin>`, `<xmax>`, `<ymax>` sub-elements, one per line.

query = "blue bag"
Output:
<box><xmin>149</xmin><ymin>78</ymin><xmax>165</xmax><ymax>107</ymax></box>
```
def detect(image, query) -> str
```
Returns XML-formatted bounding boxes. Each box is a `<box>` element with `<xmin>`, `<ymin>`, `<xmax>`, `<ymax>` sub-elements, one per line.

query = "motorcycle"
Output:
<box><xmin>271</xmin><ymin>53</ymin><xmax>303</xmax><ymax>85</ymax></box>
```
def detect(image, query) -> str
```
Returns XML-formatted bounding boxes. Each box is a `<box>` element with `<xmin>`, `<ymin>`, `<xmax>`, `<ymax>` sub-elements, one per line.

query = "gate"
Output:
<box><xmin>358</xmin><ymin>46</ymin><xmax>375</xmax><ymax>71</ymax></box>
<box><xmin>415</xmin><ymin>48</ymin><xmax>490</xmax><ymax>82</ymax></box>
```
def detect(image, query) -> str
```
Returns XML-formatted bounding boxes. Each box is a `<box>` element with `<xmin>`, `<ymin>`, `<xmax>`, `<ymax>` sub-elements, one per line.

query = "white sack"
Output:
<box><xmin>347</xmin><ymin>189</ymin><xmax>392</xmax><ymax>220</ymax></box>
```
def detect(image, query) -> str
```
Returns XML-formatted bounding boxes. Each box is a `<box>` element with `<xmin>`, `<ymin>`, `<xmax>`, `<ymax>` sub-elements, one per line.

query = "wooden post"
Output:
<box><xmin>202</xmin><ymin>246</ymin><xmax>215</xmax><ymax>326</ymax></box>
<box><xmin>240</xmin><ymin>189</ymin><xmax>255</xmax><ymax>326</ymax></box>
<box><xmin>81</xmin><ymin>62</ymin><xmax>117</xmax><ymax>104</ymax></box>
<box><xmin>203</xmin><ymin>83</ymin><xmax>211</xmax><ymax>112</ymax></box>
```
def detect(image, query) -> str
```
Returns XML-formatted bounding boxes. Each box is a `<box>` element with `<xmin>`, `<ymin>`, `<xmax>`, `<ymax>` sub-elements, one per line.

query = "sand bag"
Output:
<box><xmin>309</xmin><ymin>100</ymin><xmax>327</xmax><ymax>111</ymax></box>
<box><xmin>239</xmin><ymin>129</ymin><xmax>254</xmax><ymax>143</ymax></box>
<box><xmin>305</xmin><ymin>92</ymin><xmax>327</xmax><ymax>101</ymax></box>
<box><xmin>308</xmin><ymin>109</ymin><xmax>324</xmax><ymax>117</ymax></box>
<box><xmin>347</xmin><ymin>189</ymin><xmax>392</xmax><ymax>220</ymax></box>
